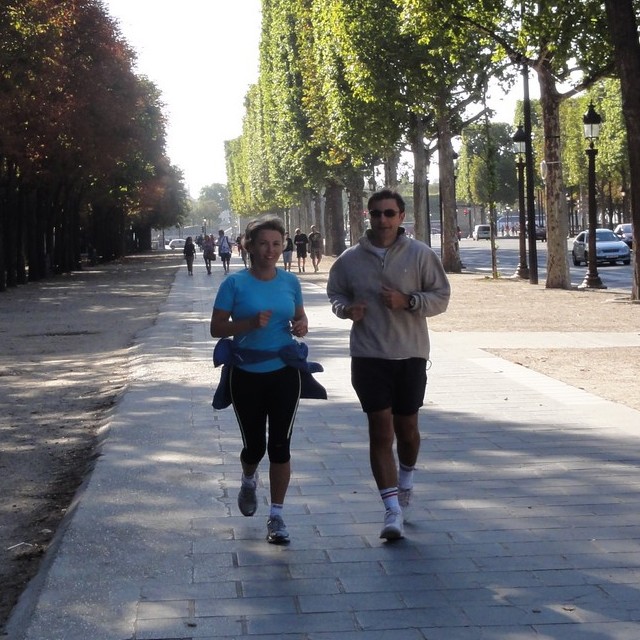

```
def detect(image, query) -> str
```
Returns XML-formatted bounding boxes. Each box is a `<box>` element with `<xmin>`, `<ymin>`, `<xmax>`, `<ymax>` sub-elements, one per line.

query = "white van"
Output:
<box><xmin>473</xmin><ymin>224</ymin><xmax>491</xmax><ymax>240</ymax></box>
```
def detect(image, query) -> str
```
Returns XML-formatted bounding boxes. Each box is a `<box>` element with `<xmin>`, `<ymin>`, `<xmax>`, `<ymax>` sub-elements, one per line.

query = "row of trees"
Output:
<box><xmin>225</xmin><ymin>0</ymin><xmax>640</xmax><ymax>297</ymax></box>
<box><xmin>458</xmin><ymin>80</ymin><xmax>630</xmax><ymax>232</ymax></box>
<box><xmin>0</xmin><ymin>0</ymin><xmax>189</xmax><ymax>291</ymax></box>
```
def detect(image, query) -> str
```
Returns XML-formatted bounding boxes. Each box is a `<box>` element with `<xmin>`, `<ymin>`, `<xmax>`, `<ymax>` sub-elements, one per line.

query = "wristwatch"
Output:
<box><xmin>407</xmin><ymin>294</ymin><xmax>417</xmax><ymax>311</ymax></box>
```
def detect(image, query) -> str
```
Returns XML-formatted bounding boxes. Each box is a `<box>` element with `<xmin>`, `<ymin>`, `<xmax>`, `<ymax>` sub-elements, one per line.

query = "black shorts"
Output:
<box><xmin>351</xmin><ymin>357</ymin><xmax>427</xmax><ymax>415</ymax></box>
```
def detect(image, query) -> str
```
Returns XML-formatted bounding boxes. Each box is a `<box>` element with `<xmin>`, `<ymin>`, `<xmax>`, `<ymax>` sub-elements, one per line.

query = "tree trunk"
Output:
<box><xmin>537</xmin><ymin>65</ymin><xmax>571</xmax><ymax>289</ymax></box>
<box><xmin>437</xmin><ymin>116</ymin><xmax>463</xmax><ymax>273</ymax></box>
<box><xmin>604</xmin><ymin>0</ymin><xmax>640</xmax><ymax>299</ymax></box>
<box><xmin>313</xmin><ymin>192</ymin><xmax>323</xmax><ymax>239</ymax></box>
<box><xmin>301</xmin><ymin>189</ymin><xmax>313</xmax><ymax>232</ymax></box>
<box><xmin>409</xmin><ymin>113</ymin><xmax>428</xmax><ymax>243</ymax></box>
<box><xmin>324</xmin><ymin>178</ymin><xmax>344</xmax><ymax>256</ymax></box>
<box><xmin>0</xmin><ymin>171</ymin><xmax>6</xmax><ymax>292</ymax></box>
<box><xmin>383</xmin><ymin>152</ymin><xmax>399</xmax><ymax>188</ymax></box>
<box><xmin>345</xmin><ymin>170</ymin><xmax>365</xmax><ymax>247</ymax></box>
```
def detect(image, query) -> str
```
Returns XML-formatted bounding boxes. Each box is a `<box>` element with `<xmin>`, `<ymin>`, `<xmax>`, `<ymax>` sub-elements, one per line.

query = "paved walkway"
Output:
<box><xmin>8</xmin><ymin>256</ymin><xmax>640</xmax><ymax>640</ymax></box>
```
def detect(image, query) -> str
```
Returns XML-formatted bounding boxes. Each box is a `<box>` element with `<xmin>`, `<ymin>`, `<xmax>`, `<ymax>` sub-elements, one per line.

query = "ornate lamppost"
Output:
<box><xmin>579</xmin><ymin>102</ymin><xmax>606</xmax><ymax>290</ymax></box>
<box><xmin>425</xmin><ymin>170</ymin><xmax>432</xmax><ymax>245</ymax></box>
<box><xmin>512</xmin><ymin>124</ymin><xmax>529</xmax><ymax>279</ymax></box>
<box><xmin>566</xmin><ymin>189</ymin><xmax>576</xmax><ymax>236</ymax></box>
<box><xmin>521</xmin><ymin>61</ymin><xmax>538</xmax><ymax>284</ymax></box>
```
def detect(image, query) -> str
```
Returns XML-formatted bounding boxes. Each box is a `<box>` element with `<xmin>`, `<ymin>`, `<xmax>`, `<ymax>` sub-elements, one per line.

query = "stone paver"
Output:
<box><xmin>7</xmin><ymin>256</ymin><xmax>640</xmax><ymax>640</ymax></box>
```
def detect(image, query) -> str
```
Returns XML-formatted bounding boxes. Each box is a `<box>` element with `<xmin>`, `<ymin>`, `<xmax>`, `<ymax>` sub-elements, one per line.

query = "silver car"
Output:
<box><xmin>613</xmin><ymin>223</ymin><xmax>633</xmax><ymax>248</ymax></box>
<box><xmin>572</xmin><ymin>229</ymin><xmax>631</xmax><ymax>266</ymax></box>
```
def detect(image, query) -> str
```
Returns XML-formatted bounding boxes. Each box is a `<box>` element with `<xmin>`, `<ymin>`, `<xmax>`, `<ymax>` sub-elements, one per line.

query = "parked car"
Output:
<box><xmin>535</xmin><ymin>225</ymin><xmax>547</xmax><ymax>241</ymax></box>
<box><xmin>473</xmin><ymin>224</ymin><xmax>491</xmax><ymax>240</ymax></box>
<box><xmin>613</xmin><ymin>223</ymin><xmax>633</xmax><ymax>248</ymax></box>
<box><xmin>168</xmin><ymin>238</ymin><xmax>186</xmax><ymax>250</ymax></box>
<box><xmin>571</xmin><ymin>229</ymin><xmax>631</xmax><ymax>266</ymax></box>
<box><xmin>525</xmin><ymin>224</ymin><xmax>547</xmax><ymax>241</ymax></box>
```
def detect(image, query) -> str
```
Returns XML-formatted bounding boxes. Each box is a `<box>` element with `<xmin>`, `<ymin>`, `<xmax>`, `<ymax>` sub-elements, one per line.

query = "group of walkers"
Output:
<box><xmin>281</xmin><ymin>226</ymin><xmax>323</xmax><ymax>272</ymax></box>
<box><xmin>186</xmin><ymin>225</ymin><xmax>324</xmax><ymax>276</ymax></box>
<box><xmin>182</xmin><ymin>229</ymin><xmax>235</xmax><ymax>276</ymax></box>
<box><xmin>290</xmin><ymin>226</ymin><xmax>323</xmax><ymax>273</ymax></box>
<box><xmin>209</xmin><ymin>189</ymin><xmax>451</xmax><ymax>545</ymax></box>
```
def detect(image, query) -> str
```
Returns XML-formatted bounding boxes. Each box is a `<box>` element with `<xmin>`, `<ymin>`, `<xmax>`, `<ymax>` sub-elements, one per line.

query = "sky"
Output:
<box><xmin>102</xmin><ymin>1</ymin><xmax>527</xmax><ymax>198</ymax></box>
<box><xmin>103</xmin><ymin>0</ymin><xmax>262</xmax><ymax>198</ymax></box>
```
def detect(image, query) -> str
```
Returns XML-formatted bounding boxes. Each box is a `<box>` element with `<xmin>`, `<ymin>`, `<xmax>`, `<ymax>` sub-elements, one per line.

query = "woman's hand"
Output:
<box><xmin>211</xmin><ymin>308</ymin><xmax>272</xmax><ymax>337</ymax></box>
<box><xmin>254</xmin><ymin>309</ymin><xmax>273</xmax><ymax>329</ymax></box>
<box><xmin>290</xmin><ymin>315</ymin><xmax>308</xmax><ymax>337</ymax></box>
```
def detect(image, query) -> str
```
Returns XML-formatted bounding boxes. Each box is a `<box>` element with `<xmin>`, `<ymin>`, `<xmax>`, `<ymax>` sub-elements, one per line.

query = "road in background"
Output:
<box><xmin>434</xmin><ymin>236</ymin><xmax>633</xmax><ymax>292</ymax></box>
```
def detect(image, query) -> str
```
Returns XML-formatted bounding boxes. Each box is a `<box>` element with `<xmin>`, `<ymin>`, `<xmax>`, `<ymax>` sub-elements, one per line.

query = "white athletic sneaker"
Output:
<box><xmin>398</xmin><ymin>487</ymin><xmax>413</xmax><ymax>520</ymax></box>
<box><xmin>380</xmin><ymin>508</ymin><xmax>404</xmax><ymax>540</ymax></box>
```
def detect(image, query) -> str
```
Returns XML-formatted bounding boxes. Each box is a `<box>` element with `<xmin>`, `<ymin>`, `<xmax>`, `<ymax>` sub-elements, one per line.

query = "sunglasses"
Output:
<box><xmin>369</xmin><ymin>208</ymin><xmax>399</xmax><ymax>218</ymax></box>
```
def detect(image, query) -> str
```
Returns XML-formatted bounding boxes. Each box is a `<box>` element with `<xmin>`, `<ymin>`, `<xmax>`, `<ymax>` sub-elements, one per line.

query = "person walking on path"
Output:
<box><xmin>217</xmin><ymin>229</ymin><xmax>233</xmax><ymax>274</ymax></box>
<box><xmin>202</xmin><ymin>234</ymin><xmax>216</xmax><ymax>275</ymax></box>
<box><xmin>294</xmin><ymin>228</ymin><xmax>308</xmax><ymax>273</ymax></box>
<box><xmin>308</xmin><ymin>225</ymin><xmax>323</xmax><ymax>272</ymax></box>
<box><xmin>327</xmin><ymin>189</ymin><xmax>450</xmax><ymax>540</ymax></box>
<box><xmin>282</xmin><ymin>231</ymin><xmax>294</xmax><ymax>271</ymax></box>
<box><xmin>210</xmin><ymin>215</ymin><xmax>311</xmax><ymax>544</ymax></box>
<box><xmin>236</xmin><ymin>234</ymin><xmax>248</xmax><ymax>268</ymax></box>
<box><xmin>183</xmin><ymin>236</ymin><xmax>196</xmax><ymax>275</ymax></box>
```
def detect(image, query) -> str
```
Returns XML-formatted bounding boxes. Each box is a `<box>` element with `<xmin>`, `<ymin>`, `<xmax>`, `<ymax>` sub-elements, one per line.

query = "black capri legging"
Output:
<box><xmin>229</xmin><ymin>366</ymin><xmax>301</xmax><ymax>465</ymax></box>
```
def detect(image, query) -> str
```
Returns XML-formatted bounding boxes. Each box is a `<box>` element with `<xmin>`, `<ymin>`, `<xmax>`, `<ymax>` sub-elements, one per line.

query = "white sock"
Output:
<box><xmin>270</xmin><ymin>503</ymin><xmax>284</xmax><ymax>519</ymax></box>
<box><xmin>398</xmin><ymin>463</ymin><xmax>415</xmax><ymax>490</ymax></box>
<box><xmin>380</xmin><ymin>488</ymin><xmax>400</xmax><ymax>512</ymax></box>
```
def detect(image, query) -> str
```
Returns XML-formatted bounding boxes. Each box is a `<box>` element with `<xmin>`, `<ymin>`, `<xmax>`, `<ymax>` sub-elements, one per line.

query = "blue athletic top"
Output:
<box><xmin>213</xmin><ymin>268</ymin><xmax>303</xmax><ymax>373</ymax></box>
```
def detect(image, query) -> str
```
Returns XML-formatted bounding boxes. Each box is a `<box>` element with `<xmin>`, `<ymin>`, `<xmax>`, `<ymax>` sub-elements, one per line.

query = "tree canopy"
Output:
<box><xmin>0</xmin><ymin>0</ymin><xmax>189</xmax><ymax>290</ymax></box>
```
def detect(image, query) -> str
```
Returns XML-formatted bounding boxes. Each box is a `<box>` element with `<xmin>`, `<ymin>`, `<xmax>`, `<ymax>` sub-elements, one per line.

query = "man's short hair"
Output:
<box><xmin>367</xmin><ymin>189</ymin><xmax>405</xmax><ymax>213</ymax></box>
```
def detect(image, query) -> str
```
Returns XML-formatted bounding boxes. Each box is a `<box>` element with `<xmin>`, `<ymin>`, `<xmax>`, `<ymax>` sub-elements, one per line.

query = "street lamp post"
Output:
<box><xmin>512</xmin><ymin>124</ymin><xmax>529</xmax><ymax>279</ymax></box>
<box><xmin>425</xmin><ymin>172</ymin><xmax>432</xmax><ymax>246</ymax></box>
<box><xmin>566</xmin><ymin>190</ymin><xmax>576</xmax><ymax>236</ymax></box>
<box><xmin>453</xmin><ymin>153</ymin><xmax>459</xmax><ymax>241</ymax></box>
<box><xmin>579</xmin><ymin>102</ymin><xmax>606</xmax><ymax>290</ymax></box>
<box><xmin>522</xmin><ymin>61</ymin><xmax>539</xmax><ymax>284</ymax></box>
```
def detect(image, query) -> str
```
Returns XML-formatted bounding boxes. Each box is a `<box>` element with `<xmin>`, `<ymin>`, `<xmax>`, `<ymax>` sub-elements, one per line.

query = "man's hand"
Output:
<box><xmin>381</xmin><ymin>286</ymin><xmax>409</xmax><ymax>310</ymax></box>
<box><xmin>346</xmin><ymin>301</ymin><xmax>367</xmax><ymax>322</ymax></box>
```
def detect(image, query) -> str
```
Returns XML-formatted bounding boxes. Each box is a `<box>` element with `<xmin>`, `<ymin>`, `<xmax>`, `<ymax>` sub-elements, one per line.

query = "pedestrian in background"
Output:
<box><xmin>202</xmin><ymin>234</ymin><xmax>216</xmax><ymax>275</ymax></box>
<box><xmin>210</xmin><ymin>215</ymin><xmax>311</xmax><ymax>544</ymax></box>
<box><xmin>294</xmin><ymin>228</ymin><xmax>308</xmax><ymax>273</ymax></box>
<box><xmin>183</xmin><ymin>236</ymin><xmax>196</xmax><ymax>275</ymax></box>
<box><xmin>308</xmin><ymin>225</ymin><xmax>323</xmax><ymax>272</ymax></box>
<box><xmin>236</xmin><ymin>234</ymin><xmax>248</xmax><ymax>268</ymax></box>
<box><xmin>217</xmin><ymin>229</ymin><xmax>232</xmax><ymax>274</ymax></box>
<box><xmin>327</xmin><ymin>189</ymin><xmax>450</xmax><ymax>540</ymax></box>
<box><xmin>282</xmin><ymin>231</ymin><xmax>294</xmax><ymax>271</ymax></box>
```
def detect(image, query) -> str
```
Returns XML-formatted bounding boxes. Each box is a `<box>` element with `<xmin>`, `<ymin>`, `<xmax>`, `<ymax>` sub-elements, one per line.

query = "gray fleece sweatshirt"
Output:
<box><xmin>327</xmin><ymin>230</ymin><xmax>450</xmax><ymax>360</ymax></box>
